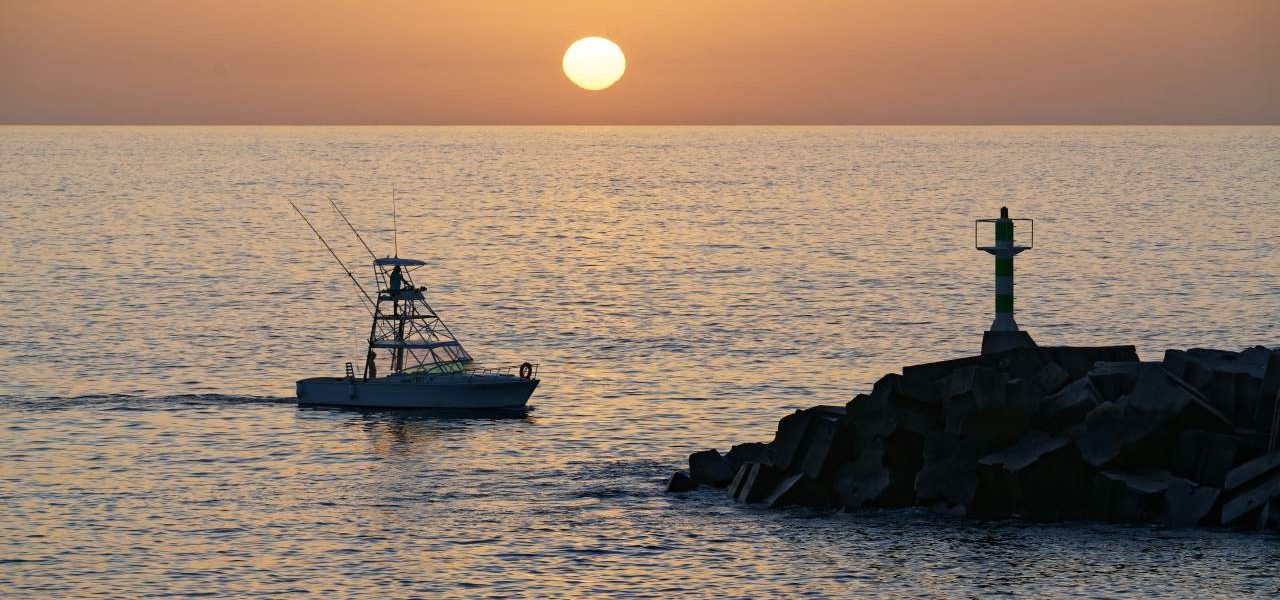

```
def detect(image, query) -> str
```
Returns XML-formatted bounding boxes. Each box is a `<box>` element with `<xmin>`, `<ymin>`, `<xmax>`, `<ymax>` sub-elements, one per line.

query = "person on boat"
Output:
<box><xmin>364</xmin><ymin>349</ymin><xmax>378</xmax><ymax>380</ymax></box>
<box><xmin>389</xmin><ymin>265</ymin><xmax>405</xmax><ymax>293</ymax></box>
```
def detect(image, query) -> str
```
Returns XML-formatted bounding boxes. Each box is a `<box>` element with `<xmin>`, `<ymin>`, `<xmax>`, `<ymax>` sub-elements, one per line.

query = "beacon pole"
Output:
<box><xmin>976</xmin><ymin>207</ymin><xmax>1036</xmax><ymax>354</ymax></box>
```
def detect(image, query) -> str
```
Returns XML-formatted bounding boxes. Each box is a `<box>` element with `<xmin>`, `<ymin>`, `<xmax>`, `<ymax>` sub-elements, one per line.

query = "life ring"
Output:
<box><xmin>519</xmin><ymin>362</ymin><xmax>534</xmax><ymax>380</ymax></box>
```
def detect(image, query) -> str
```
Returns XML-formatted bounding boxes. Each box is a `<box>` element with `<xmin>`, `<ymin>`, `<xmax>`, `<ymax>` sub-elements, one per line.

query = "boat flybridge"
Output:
<box><xmin>290</xmin><ymin>200</ymin><xmax>539</xmax><ymax>410</ymax></box>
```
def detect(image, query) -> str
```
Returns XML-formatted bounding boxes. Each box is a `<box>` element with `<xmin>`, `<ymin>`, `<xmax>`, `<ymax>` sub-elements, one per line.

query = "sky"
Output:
<box><xmin>1</xmin><ymin>0</ymin><xmax>1276</xmax><ymax>125</ymax></box>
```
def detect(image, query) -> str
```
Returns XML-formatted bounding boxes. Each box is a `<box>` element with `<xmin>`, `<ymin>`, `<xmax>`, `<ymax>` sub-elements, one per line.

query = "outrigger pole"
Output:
<box><xmin>327</xmin><ymin>196</ymin><xmax>379</xmax><ymax>263</ymax></box>
<box><xmin>287</xmin><ymin>199</ymin><xmax>376</xmax><ymax>316</ymax></box>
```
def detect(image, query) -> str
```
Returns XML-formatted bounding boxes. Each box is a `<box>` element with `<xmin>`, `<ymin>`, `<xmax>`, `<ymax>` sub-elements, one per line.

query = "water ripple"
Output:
<box><xmin>1</xmin><ymin>126</ymin><xmax>1278</xmax><ymax>597</ymax></box>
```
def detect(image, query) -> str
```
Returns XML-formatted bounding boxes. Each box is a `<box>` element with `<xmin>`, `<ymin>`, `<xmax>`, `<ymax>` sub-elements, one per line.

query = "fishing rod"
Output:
<box><xmin>327</xmin><ymin>196</ymin><xmax>379</xmax><ymax>262</ymax></box>
<box><xmin>287</xmin><ymin>199</ymin><xmax>376</xmax><ymax>316</ymax></box>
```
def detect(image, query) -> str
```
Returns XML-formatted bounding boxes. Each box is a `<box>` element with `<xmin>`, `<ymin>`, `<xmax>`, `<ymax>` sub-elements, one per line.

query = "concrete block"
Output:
<box><xmin>796</xmin><ymin>414</ymin><xmax>856</xmax><ymax>479</ymax></box>
<box><xmin>666</xmin><ymin>470</ymin><xmax>699</xmax><ymax>493</ymax></box>
<box><xmin>883</xmin><ymin>427</ymin><xmax>927</xmax><ymax>481</ymax></box>
<box><xmin>765</xmin><ymin>473</ymin><xmax>833</xmax><ymax>509</ymax></box>
<box><xmin>809</xmin><ymin>404</ymin><xmax>849</xmax><ymax>418</ymax></box>
<box><xmin>1188</xmin><ymin>346</ymin><xmax>1275</xmax><ymax>382</ymax></box>
<box><xmin>914</xmin><ymin>432</ymin><xmax>981</xmax><ymax>512</ymax></box>
<box><xmin>1038</xmin><ymin>345</ymin><xmax>1140</xmax><ymax>380</ymax></box>
<box><xmin>1070</xmin><ymin>363</ymin><xmax>1229</xmax><ymax>472</ymax></box>
<box><xmin>935</xmin><ymin>366</ymin><xmax>1033</xmax><ymax>452</ymax></box>
<box><xmin>1224</xmin><ymin>448</ymin><xmax>1280</xmax><ymax>490</ymax></box>
<box><xmin>1089</xmin><ymin>470</ymin><xmax>1209</xmax><ymax>524</ymax></box>
<box><xmin>1087</xmin><ymin>361</ymin><xmax>1140</xmax><ymax>403</ymax></box>
<box><xmin>725</xmin><ymin>442</ymin><xmax>775</xmax><ymax>472</ymax></box>
<box><xmin>770</xmin><ymin>410</ymin><xmax>812</xmax><ymax>472</ymax></box>
<box><xmin>1001</xmin><ymin>347</ymin><xmax>1053</xmax><ymax>381</ymax></box>
<box><xmin>847</xmin><ymin>377</ymin><xmax>907</xmax><ymax>447</ymax></box>
<box><xmin>1164</xmin><ymin>480</ymin><xmax>1220</xmax><ymax>527</ymax></box>
<box><xmin>689</xmin><ymin>449</ymin><xmax>735</xmax><ymax>488</ymax></box>
<box><xmin>1163</xmin><ymin>349</ymin><xmax>1236</xmax><ymax>420</ymax></box>
<box><xmin>1222</xmin><ymin>480</ymin><xmax>1280</xmax><ymax>526</ymax></box>
<box><xmin>830</xmin><ymin>426</ymin><xmax>923</xmax><ymax>509</ymax></box>
<box><xmin>1240</xmin><ymin>347</ymin><xmax>1280</xmax><ymax>427</ymax></box>
<box><xmin>1169</xmin><ymin>429</ymin><xmax>1238</xmax><ymax>488</ymax></box>
<box><xmin>898</xmin><ymin>372</ymin><xmax>941</xmax><ymax>403</ymax></box>
<box><xmin>1220</xmin><ymin>449</ymin><xmax>1280</xmax><ymax>526</ymax></box>
<box><xmin>845</xmin><ymin>392</ymin><xmax>880</xmax><ymax>435</ymax></box>
<box><xmin>939</xmin><ymin>366</ymin><xmax>1009</xmax><ymax>431</ymax></box>
<box><xmin>892</xmin><ymin>374</ymin><xmax>945</xmax><ymax>435</ymax></box>
<box><xmin>902</xmin><ymin>346</ymin><xmax>1044</xmax><ymax>383</ymax></box>
<box><xmin>1210</xmin><ymin>370</ymin><xmax>1240</xmax><ymax>421</ymax></box>
<box><xmin>1162</xmin><ymin>349</ymin><xmax>1210</xmax><ymax>389</ymax></box>
<box><xmin>770</xmin><ymin>405</ymin><xmax>853</xmax><ymax>474</ymax></box>
<box><xmin>1164</xmin><ymin>346</ymin><xmax>1280</xmax><ymax>429</ymax></box>
<box><xmin>731</xmin><ymin>462</ymin><xmax>784</xmax><ymax>504</ymax></box>
<box><xmin>1073</xmin><ymin>392</ymin><xmax>1200</xmax><ymax>471</ymax></box>
<box><xmin>979</xmin><ymin>431</ymin><xmax>1073</xmax><ymax>473</ymax></box>
<box><xmin>865</xmin><ymin>374</ymin><xmax>903</xmax><ymax>414</ymax></box>
<box><xmin>1034</xmin><ymin>377</ymin><xmax>1102</xmax><ymax>433</ymax></box>
<box><xmin>902</xmin><ymin>354</ymin><xmax>990</xmax><ymax>383</ymax></box>
<box><xmin>1118</xmin><ymin>364</ymin><xmax>1232</xmax><ymax>433</ymax></box>
<box><xmin>1005</xmin><ymin>377</ymin><xmax>1043</xmax><ymax>416</ymax></box>
<box><xmin>901</xmin><ymin>346</ymin><xmax>1132</xmax><ymax>393</ymax></box>
<box><xmin>940</xmin><ymin>366</ymin><xmax>1008</xmax><ymax>409</ymax></box>
<box><xmin>974</xmin><ymin>431</ymin><xmax>1085</xmax><ymax>520</ymax></box>
<box><xmin>1086</xmin><ymin>470</ymin><xmax>1218</xmax><ymax>526</ymax></box>
<box><xmin>727</xmin><ymin>462</ymin><xmax>750</xmax><ymax>498</ymax></box>
<box><xmin>1032</xmin><ymin>361</ymin><xmax>1071</xmax><ymax>396</ymax></box>
<box><xmin>831</xmin><ymin>460</ymin><xmax>891</xmax><ymax>510</ymax></box>
<box><xmin>1089</xmin><ymin>471</ymin><xmax>1161</xmax><ymax>522</ymax></box>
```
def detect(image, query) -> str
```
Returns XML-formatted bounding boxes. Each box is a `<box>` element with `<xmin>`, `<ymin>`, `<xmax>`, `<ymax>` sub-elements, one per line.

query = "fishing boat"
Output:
<box><xmin>290</xmin><ymin>200</ymin><xmax>540</xmax><ymax>410</ymax></box>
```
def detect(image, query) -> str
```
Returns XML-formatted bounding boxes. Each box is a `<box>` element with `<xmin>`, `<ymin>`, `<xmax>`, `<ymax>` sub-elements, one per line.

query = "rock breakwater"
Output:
<box><xmin>670</xmin><ymin>345</ymin><xmax>1280</xmax><ymax>529</ymax></box>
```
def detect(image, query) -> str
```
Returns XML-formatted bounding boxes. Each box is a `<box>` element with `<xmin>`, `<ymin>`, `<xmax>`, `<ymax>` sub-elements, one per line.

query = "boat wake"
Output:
<box><xmin>0</xmin><ymin>393</ymin><xmax>294</xmax><ymax>411</ymax></box>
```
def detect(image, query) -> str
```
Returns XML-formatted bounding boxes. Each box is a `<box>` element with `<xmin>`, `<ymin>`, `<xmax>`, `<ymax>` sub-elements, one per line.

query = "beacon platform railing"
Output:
<box><xmin>975</xmin><ymin>217</ymin><xmax>1034</xmax><ymax>250</ymax></box>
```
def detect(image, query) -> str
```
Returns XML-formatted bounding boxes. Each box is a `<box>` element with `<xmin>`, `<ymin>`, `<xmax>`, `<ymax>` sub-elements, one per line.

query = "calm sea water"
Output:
<box><xmin>1</xmin><ymin>126</ymin><xmax>1278</xmax><ymax>598</ymax></box>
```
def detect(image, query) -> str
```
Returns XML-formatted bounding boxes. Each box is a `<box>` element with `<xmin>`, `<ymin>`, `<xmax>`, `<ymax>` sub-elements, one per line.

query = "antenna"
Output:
<box><xmin>391</xmin><ymin>190</ymin><xmax>399</xmax><ymax>258</ymax></box>
<box><xmin>327</xmin><ymin>196</ymin><xmax>379</xmax><ymax>262</ymax></box>
<box><xmin>287</xmin><ymin>200</ymin><xmax>376</xmax><ymax>315</ymax></box>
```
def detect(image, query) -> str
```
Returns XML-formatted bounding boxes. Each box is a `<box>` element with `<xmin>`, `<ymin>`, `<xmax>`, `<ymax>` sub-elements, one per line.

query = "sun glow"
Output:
<box><xmin>562</xmin><ymin>37</ymin><xmax>626</xmax><ymax>91</ymax></box>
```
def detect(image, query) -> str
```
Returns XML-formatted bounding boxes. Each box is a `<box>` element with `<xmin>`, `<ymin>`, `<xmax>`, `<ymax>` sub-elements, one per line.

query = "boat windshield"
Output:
<box><xmin>399</xmin><ymin>360</ymin><xmax>468</xmax><ymax>375</ymax></box>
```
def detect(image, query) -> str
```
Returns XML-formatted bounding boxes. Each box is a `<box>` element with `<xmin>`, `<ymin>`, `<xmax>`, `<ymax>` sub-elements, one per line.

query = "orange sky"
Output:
<box><xmin>1</xmin><ymin>0</ymin><xmax>1276</xmax><ymax>124</ymax></box>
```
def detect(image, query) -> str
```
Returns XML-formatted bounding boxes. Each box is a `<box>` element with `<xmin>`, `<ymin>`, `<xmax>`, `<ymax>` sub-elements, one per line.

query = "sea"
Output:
<box><xmin>1</xmin><ymin>126</ymin><xmax>1278</xmax><ymax>598</ymax></box>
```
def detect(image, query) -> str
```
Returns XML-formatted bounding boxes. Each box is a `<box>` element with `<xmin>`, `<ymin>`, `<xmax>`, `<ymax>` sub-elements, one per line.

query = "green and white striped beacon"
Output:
<box><xmin>976</xmin><ymin>207</ymin><xmax>1035</xmax><ymax>353</ymax></box>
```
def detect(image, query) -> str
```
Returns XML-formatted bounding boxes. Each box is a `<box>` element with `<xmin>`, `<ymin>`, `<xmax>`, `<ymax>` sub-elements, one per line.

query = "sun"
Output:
<box><xmin>562</xmin><ymin>37</ymin><xmax>626</xmax><ymax>91</ymax></box>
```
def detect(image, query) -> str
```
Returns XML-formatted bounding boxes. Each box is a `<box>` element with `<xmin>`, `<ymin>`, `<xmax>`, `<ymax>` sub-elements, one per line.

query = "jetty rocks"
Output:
<box><xmin>669</xmin><ymin>345</ymin><xmax>1280</xmax><ymax>529</ymax></box>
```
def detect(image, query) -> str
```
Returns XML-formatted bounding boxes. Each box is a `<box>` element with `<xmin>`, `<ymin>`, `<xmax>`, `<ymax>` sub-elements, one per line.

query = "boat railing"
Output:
<box><xmin>396</xmin><ymin>363</ymin><xmax>540</xmax><ymax>383</ymax></box>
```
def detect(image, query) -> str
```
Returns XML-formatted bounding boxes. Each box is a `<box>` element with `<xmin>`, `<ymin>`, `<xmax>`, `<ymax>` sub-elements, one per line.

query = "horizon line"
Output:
<box><xmin>3</xmin><ymin>122</ymin><xmax>1278</xmax><ymax>127</ymax></box>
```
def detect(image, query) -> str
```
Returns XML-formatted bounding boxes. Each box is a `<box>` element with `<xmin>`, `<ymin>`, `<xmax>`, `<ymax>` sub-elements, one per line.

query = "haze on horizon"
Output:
<box><xmin>1</xmin><ymin>0</ymin><xmax>1276</xmax><ymax>125</ymax></box>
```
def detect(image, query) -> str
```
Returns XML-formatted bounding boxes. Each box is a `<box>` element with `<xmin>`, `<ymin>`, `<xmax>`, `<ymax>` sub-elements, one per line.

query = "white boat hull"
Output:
<box><xmin>296</xmin><ymin>374</ymin><xmax>538</xmax><ymax>409</ymax></box>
